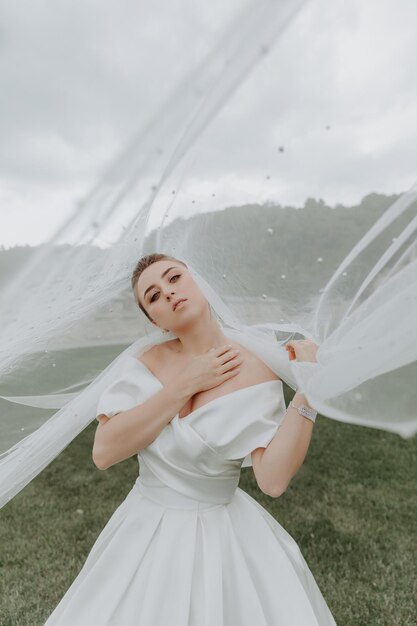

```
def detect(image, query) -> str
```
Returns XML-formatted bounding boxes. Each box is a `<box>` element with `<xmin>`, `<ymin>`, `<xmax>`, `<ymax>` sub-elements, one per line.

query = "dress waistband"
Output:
<box><xmin>133</xmin><ymin>471</ymin><xmax>234</xmax><ymax>511</ymax></box>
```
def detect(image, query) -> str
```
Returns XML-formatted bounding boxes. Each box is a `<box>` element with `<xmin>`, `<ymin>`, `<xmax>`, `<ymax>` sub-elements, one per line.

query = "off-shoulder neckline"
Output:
<box><xmin>127</xmin><ymin>355</ymin><xmax>282</xmax><ymax>421</ymax></box>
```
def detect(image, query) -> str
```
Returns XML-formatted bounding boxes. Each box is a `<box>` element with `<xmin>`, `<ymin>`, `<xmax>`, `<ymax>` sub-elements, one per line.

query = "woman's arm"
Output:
<box><xmin>92</xmin><ymin>382</ymin><xmax>192</xmax><ymax>470</ymax></box>
<box><xmin>254</xmin><ymin>338</ymin><xmax>319</xmax><ymax>497</ymax></box>
<box><xmin>255</xmin><ymin>390</ymin><xmax>315</xmax><ymax>497</ymax></box>
<box><xmin>93</xmin><ymin>343</ymin><xmax>242</xmax><ymax>470</ymax></box>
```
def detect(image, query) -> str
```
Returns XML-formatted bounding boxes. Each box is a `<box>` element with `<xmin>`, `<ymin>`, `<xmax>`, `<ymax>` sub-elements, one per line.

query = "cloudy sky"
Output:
<box><xmin>1</xmin><ymin>0</ymin><xmax>416</xmax><ymax>248</ymax></box>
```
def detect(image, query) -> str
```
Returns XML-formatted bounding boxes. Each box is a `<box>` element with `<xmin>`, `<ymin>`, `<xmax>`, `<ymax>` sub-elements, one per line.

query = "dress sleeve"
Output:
<box><xmin>95</xmin><ymin>358</ymin><xmax>156</xmax><ymax>420</ymax></box>
<box><xmin>219</xmin><ymin>381</ymin><xmax>287</xmax><ymax>468</ymax></box>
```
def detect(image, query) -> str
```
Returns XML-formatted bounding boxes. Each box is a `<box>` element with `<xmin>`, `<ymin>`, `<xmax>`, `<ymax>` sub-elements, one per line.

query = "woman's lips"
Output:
<box><xmin>173</xmin><ymin>299</ymin><xmax>187</xmax><ymax>311</ymax></box>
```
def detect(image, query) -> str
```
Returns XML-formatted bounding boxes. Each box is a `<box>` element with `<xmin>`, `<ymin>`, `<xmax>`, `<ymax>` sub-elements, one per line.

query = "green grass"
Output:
<box><xmin>1</xmin><ymin>392</ymin><xmax>416</xmax><ymax>625</ymax></box>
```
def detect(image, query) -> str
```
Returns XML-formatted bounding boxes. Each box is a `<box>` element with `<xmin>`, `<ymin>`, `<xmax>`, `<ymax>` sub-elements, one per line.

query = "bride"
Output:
<box><xmin>44</xmin><ymin>252</ymin><xmax>337</xmax><ymax>625</ymax></box>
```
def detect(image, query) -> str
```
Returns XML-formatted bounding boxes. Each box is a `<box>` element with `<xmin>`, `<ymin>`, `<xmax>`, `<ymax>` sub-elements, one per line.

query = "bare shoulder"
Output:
<box><xmin>135</xmin><ymin>340</ymin><xmax>178</xmax><ymax>369</ymax></box>
<box><xmin>236</xmin><ymin>342</ymin><xmax>281</xmax><ymax>384</ymax></box>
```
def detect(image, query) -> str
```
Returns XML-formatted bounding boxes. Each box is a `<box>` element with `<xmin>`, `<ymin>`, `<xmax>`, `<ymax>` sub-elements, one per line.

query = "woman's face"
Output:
<box><xmin>136</xmin><ymin>260</ymin><xmax>208</xmax><ymax>331</ymax></box>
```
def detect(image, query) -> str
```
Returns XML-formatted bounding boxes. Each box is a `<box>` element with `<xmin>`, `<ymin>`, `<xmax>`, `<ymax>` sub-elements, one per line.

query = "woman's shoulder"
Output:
<box><xmin>135</xmin><ymin>340</ymin><xmax>180</xmax><ymax>374</ymax></box>
<box><xmin>235</xmin><ymin>341</ymin><xmax>281</xmax><ymax>385</ymax></box>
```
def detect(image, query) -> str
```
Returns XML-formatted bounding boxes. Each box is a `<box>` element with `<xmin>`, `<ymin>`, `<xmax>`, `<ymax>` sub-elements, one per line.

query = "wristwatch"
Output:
<box><xmin>289</xmin><ymin>401</ymin><xmax>317</xmax><ymax>423</ymax></box>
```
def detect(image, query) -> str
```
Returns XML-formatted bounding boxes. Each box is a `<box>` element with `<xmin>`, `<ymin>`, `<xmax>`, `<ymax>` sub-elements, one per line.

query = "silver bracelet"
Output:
<box><xmin>288</xmin><ymin>401</ymin><xmax>317</xmax><ymax>424</ymax></box>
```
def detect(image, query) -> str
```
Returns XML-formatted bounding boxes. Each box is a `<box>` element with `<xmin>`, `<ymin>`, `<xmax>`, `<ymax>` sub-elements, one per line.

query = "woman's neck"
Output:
<box><xmin>173</xmin><ymin>319</ymin><xmax>230</xmax><ymax>356</ymax></box>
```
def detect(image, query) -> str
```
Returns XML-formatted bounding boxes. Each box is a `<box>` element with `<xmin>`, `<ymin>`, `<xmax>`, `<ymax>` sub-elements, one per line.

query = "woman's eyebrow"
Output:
<box><xmin>143</xmin><ymin>266</ymin><xmax>179</xmax><ymax>300</ymax></box>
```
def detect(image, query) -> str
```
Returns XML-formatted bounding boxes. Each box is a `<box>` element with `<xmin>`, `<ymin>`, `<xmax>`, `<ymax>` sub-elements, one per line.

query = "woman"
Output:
<box><xmin>43</xmin><ymin>252</ymin><xmax>337</xmax><ymax>625</ymax></box>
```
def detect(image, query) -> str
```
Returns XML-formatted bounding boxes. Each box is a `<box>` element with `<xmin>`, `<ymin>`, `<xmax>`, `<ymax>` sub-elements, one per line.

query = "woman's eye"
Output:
<box><xmin>150</xmin><ymin>275</ymin><xmax>180</xmax><ymax>302</ymax></box>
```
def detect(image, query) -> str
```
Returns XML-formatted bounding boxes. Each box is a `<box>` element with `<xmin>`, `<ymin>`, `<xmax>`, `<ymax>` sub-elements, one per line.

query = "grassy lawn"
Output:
<box><xmin>1</xmin><ymin>384</ymin><xmax>416</xmax><ymax>625</ymax></box>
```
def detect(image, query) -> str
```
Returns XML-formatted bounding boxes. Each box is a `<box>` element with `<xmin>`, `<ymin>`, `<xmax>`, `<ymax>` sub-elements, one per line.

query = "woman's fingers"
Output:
<box><xmin>219</xmin><ymin>355</ymin><xmax>242</xmax><ymax>373</ymax></box>
<box><xmin>220</xmin><ymin>347</ymin><xmax>241</xmax><ymax>366</ymax></box>
<box><xmin>212</xmin><ymin>344</ymin><xmax>234</xmax><ymax>356</ymax></box>
<box><xmin>285</xmin><ymin>339</ymin><xmax>319</xmax><ymax>363</ymax></box>
<box><xmin>285</xmin><ymin>341</ymin><xmax>297</xmax><ymax>360</ymax></box>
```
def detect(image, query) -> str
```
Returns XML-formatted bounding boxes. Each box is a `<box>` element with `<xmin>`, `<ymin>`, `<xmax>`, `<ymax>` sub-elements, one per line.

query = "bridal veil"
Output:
<box><xmin>0</xmin><ymin>0</ymin><xmax>416</xmax><ymax>508</ymax></box>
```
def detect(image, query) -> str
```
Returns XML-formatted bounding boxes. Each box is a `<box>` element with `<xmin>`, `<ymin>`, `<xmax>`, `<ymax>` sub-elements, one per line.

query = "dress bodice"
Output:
<box><xmin>96</xmin><ymin>356</ymin><xmax>286</xmax><ymax>506</ymax></box>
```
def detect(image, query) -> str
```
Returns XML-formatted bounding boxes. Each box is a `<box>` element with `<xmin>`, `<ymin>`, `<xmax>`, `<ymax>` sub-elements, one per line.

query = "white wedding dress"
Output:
<box><xmin>44</xmin><ymin>356</ymin><xmax>337</xmax><ymax>625</ymax></box>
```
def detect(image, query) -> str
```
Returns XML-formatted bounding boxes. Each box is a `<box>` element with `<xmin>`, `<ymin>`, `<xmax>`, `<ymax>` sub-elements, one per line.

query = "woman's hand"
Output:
<box><xmin>177</xmin><ymin>344</ymin><xmax>243</xmax><ymax>396</ymax></box>
<box><xmin>285</xmin><ymin>339</ymin><xmax>319</xmax><ymax>363</ymax></box>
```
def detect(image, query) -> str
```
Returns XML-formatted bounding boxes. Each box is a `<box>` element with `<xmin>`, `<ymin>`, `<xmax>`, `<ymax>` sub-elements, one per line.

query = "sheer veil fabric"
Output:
<box><xmin>0</xmin><ymin>0</ymin><xmax>416</xmax><ymax>509</ymax></box>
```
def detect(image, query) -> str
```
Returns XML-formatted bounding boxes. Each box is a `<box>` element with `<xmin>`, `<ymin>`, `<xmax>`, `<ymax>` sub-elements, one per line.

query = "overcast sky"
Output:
<box><xmin>1</xmin><ymin>0</ymin><xmax>416</xmax><ymax>248</ymax></box>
